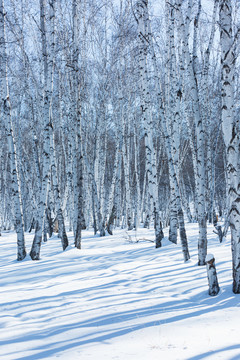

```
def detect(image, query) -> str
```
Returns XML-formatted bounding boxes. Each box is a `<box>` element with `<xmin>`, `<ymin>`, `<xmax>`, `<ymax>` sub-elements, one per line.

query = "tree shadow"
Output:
<box><xmin>1</xmin><ymin>288</ymin><xmax>239</xmax><ymax>359</ymax></box>
<box><xmin>186</xmin><ymin>344</ymin><xmax>240</xmax><ymax>360</ymax></box>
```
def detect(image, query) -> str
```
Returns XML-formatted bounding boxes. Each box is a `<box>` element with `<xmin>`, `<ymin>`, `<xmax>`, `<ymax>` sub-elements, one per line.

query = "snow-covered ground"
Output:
<box><xmin>0</xmin><ymin>224</ymin><xmax>240</xmax><ymax>360</ymax></box>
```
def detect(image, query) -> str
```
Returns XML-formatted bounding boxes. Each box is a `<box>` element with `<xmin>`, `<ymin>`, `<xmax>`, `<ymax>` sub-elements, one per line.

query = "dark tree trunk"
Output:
<box><xmin>178</xmin><ymin>208</ymin><xmax>190</xmax><ymax>261</ymax></box>
<box><xmin>107</xmin><ymin>205</ymin><xmax>116</xmax><ymax>235</ymax></box>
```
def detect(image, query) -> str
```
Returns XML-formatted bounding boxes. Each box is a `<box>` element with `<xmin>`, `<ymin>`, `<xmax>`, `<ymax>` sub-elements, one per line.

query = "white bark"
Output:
<box><xmin>175</xmin><ymin>0</ymin><xmax>207</xmax><ymax>265</ymax></box>
<box><xmin>220</xmin><ymin>0</ymin><xmax>240</xmax><ymax>294</ymax></box>
<box><xmin>106</xmin><ymin>134</ymin><xmax>120</xmax><ymax>234</ymax></box>
<box><xmin>133</xmin><ymin>131</ymin><xmax>141</xmax><ymax>230</ymax></box>
<box><xmin>50</xmin><ymin>131</ymin><xmax>69</xmax><ymax>250</ymax></box>
<box><xmin>136</xmin><ymin>0</ymin><xmax>163</xmax><ymax>248</ymax></box>
<box><xmin>71</xmin><ymin>0</ymin><xmax>85</xmax><ymax>248</ymax></box>
<box><xmin>0</xmin><ymin>0</ymin><xmax>26</xmax><ymax>261</ymax></box>
<box><xmin>122</xmin><ymin>114</ymin><xmax>133</xmax><ymax>231</ymax></box>
<box><xmin>30</xmin><ymin>0</ymin><xmax>54</xmax><ymax>260</ymax></box>
<box><xmin>205</xmin><ymin>254</ymin><xmax>220</xmax><ymax>296</ymax></box>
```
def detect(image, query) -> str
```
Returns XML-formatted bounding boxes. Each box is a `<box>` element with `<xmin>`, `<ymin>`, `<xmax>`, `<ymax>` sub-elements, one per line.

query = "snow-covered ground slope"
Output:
<box><xmin>0</xmin><ymin>224</ymin><xmax>240</xmax><ymax>360</ymax></box>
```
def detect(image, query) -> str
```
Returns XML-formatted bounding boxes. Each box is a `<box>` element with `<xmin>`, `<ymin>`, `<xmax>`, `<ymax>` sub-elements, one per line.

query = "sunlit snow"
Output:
<box><xmin>0</xmin><ymin>224</ymin><xmax>239</xmax><ymax>360</ymax></box>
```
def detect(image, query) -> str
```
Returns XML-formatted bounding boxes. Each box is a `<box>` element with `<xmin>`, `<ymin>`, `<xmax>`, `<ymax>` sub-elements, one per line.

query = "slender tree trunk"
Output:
<box><xmin>0</xmin><ymin>0</ymin><xmax>26</xmax><ymax>261</ymax></box>
<box><xmin>133</xmin><ymin>131</ymin><xmax>141</xmax><ymax>230</ymax></box>
<box><xmin>123</xmin><ymin>137</ymin><xmax>133</xmax><ymax>231</ymax></box>
<box><xmin>206</xmin><ymin>254</ymin><xmax>220</xmax><ymax>296</ymax></box>
<box><xmin>176</xmin><ymin>0</ymin><xmax>206</xmax><ymax>264</ymax></box>
<box><xmin>50</xmin><ymin>132</ymin><xmax>68</xmax><ymax>250</ymax></box>
<box><xmin>71</xmin><ymin>0</ymin><xmax>85</xmax><ymax>248</ymax></box>
<box><xmin>106</xmin><ymin>137</ymin><xmax>120</xmax><ymax>234</ymax></box>
<box><xmin>136</xmin><ymin>0</ymin><xmax>163</xmax><ymax>248</ymax></box>
<box><xmin>30</xmin><ymin>0</ymin><xmax>53</xmax><ymax>260</ymax></box>
<box><xmin>220</xmin><ymin>0</ymin><xmax>240</xmax><ymax>294</ymax></box>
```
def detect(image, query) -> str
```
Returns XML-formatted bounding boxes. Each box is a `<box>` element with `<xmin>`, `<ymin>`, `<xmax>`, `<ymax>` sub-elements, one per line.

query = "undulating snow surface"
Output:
<box><xmin>0</xmin><ymin>224</ymin><xmax>240</xmax><ymax>360</ymax></box>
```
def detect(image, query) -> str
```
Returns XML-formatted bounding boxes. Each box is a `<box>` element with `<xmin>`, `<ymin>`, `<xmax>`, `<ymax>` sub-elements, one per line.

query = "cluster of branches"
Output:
<box><xmin>0</xmin><ymin>0</ymin><xmax>240</xmax><ymax>292</ymax></box>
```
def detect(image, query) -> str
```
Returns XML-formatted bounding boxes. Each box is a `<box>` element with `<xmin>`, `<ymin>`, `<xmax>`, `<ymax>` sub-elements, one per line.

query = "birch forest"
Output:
<box><xmin>0</xmin><ymin>0</ymin><xmax>240</xmax><ymax>293</ymax></box>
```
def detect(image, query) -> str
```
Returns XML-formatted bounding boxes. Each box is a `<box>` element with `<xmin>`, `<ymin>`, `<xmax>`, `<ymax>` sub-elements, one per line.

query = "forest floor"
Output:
<box><xmin>0</xmin><ymin>223</ymin><xmax>240</xmax><ymax>360</ymax></box>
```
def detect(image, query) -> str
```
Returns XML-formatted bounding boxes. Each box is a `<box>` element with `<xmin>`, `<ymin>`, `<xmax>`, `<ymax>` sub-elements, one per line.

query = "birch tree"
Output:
<box><xmin>135</xmin><ymin>0</ymin><xmax>163</xmax><ymax>248</ymax></box>
<box><xmin>30</xmin><ymin>0</ymin><xmax>54</xmax><ymax>260</ymax></box>
<box><xmin>175</xmin><ymin>0</ymin><xmax>208</xmax><ymax>265</ymax></box>
<box><xmin>71</xmin><ymin>0</ymin><xmax>85</xmax><ymax>248</ymax></box>
<box><xmin>220</xmin><ymin>0</ymin><xmax>240</xmax><ymax>293</ymax></box>
<box><xmin>0</xmin><ymin>0</ymin><xmax>26</xmax><ymax>261</ymax></box>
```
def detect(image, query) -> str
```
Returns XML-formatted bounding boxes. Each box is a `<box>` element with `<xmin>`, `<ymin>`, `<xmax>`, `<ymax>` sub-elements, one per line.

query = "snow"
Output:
<box><xmin>206</xmin><ymin>253</ymin><xmax>214</xmax><ymax>262</ymax></box>
<box><xmin>0</xmin><ymin>223</ymin><xmax>240</xmax><ymax>360</ymax></box>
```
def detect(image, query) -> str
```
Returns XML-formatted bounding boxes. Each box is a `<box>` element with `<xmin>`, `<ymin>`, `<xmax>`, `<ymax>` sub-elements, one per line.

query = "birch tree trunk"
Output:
<box><xmin>92</xmin><ymin>116</ymin><xmax>105</xmax><ymax>236</ymax></box>
<box><xmin>122</xmin><ymin>116</ymin><xmax>133</xmax><ymax>231</ymax></box>
<box><xmin>133</xmin><ymin>131</ymin><xmax>141</xmax><ymax>230</ymax></box>
<box><xmin>220</xmin><ymin>0</ymin><xmax>240</xmax><ymax>293</ymax></box>
<box><xmin>106</xmin><ymin>135</ymin><xmax>120</xmax><ymax>235</ymax></box>
<box><xmin>205</xmin><ymin>254</ymin><xmax>220</xmax><ymax>296</ymax></box>
<box><xmin>30</xmin><ymin>0</ymin><xmax>53</xmax><ymax>260</ymax></box>
<box><xmin>166</xmin><ymin>1</ymin><xmax>180</xmax><ymax>244</ymax></box>
<box><xmin>47</xmin><ymin>0</ymin><xmax>68</xmax><ymax>251</ymax></box>
<box><xmin>136</xmin><ymin>0</ymin><xmax>163</xmax><ymax>248</ymax></box>
<box><xmin>200</xmin><ymin>0</ymin><xmax>218</xmax><ymax>225</ymax></box>
<box><xmin>50</xmin><ymin>132</ymin><xmax>69</xmax><ymax>250</ymax></box>
<box><xmin>176</xmin><ymin>0</ymin><xmax>206</xmax><ymax>265</ymax></box>
<box><xmin>0</xmin><ymin>0</ymin><xmax>26</xmax><ymax>261</ymax></box>
<box><xmin>72</xmin><ymin>0</ymin><xmax>85</xmax><ymax>248</ymax></box>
